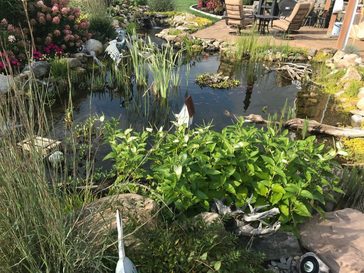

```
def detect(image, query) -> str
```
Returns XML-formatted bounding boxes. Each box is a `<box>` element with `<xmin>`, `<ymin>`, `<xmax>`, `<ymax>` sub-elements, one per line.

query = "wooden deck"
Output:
<box><xmin>194</xmin><ymin>20</ymin><xmax>364</xmax><ymax>57</ymax></box>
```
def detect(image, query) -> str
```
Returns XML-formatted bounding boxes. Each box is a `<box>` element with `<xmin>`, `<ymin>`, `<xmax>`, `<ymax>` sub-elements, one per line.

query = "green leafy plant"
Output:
<box><xmin>89</xmin><ymin>15</ymin><xmax>115</xmax><ymax>42</ymax></box>
<box><xmin>105</xmin><ymin>120</ymin><xmax>341</xmax><ymax>224</ymax></box>
<box><xmin>127</xmin><ymin>217</ymin><xmax>267</xmax><ymax>273</ymax></box>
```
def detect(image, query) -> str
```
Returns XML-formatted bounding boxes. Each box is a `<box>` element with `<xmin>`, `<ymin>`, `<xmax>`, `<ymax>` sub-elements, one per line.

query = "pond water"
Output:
<box><xmin>49</xmin><ymin>30</ymin><xmax>350</xmax><ymax>137</ymax></box>
<box><xmin>51</xmin><ymin>54</ymin><xmax>306</xmax><ymax>135</ymax></box>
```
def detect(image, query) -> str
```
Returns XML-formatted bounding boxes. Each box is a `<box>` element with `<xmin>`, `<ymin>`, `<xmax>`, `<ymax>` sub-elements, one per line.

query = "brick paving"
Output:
<box><xmin>194</xmin><ymin>20</ymin><xmax>364</xmax><ymax>57</ymax></box>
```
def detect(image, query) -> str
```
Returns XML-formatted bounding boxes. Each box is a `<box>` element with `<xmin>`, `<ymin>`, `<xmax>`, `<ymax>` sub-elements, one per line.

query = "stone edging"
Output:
<box><xmin>189</xmin><ymin>5</ymin><xmax>223</xmax><ymax>20</ymax></box>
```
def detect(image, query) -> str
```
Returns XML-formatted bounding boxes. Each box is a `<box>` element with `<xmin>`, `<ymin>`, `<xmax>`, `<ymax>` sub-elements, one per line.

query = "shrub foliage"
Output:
<box><xmin>105</xmin><ymin>120</ymin><xmax>341</xmax><ymax>224</ymax></box>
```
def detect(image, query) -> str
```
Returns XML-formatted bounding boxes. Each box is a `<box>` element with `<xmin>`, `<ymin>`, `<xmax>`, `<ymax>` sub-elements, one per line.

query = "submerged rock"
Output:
<box><xmin>300</xmin><ymin>209</ymin><xmax>364</xmax><ymax>273</ymax></box>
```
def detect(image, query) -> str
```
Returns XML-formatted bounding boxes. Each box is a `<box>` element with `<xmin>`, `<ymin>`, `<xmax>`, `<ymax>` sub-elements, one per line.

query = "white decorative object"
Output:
<box><xmin>174</xmin><ymin>96</ymin><xmax>195</xmax><ymax>128</ymax></box>
<box><xmin>115</xmin><ymin>210</ymin><xmax>138</xmax><ymax>273</ymax></box>
<box><xmin>105</xmin><ymin>40</ymin><xmax>123</xmax><ymax>68</ymax></box>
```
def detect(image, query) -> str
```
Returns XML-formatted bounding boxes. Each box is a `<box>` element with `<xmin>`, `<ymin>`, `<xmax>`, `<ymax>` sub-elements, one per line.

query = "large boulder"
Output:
<box><xmin>78</xmin><ymin>193</ymin><xmax>159</xmax><ymax>245</ymax></box>
<box><xmin>300</xmin><ymin>208</ymin><xmax>364</xmax><ymax>273</ymax></box>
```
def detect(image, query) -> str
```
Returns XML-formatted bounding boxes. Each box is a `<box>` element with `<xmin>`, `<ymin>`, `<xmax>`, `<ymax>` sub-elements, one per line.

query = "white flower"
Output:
<box><xmin>8</xmin><ymin>35</ymin><xmax>16</xmax><ymax>43</ymax></box>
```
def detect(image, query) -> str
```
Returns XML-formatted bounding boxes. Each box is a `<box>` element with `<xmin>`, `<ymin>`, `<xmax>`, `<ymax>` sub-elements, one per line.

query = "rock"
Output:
<box><xmin>308</xmin><ymin>48</ymin><xmax>317</xmax><ymax>57</ymax></box>
<box><xmin>194</xmin><ymin>212</ymin><xmax>222</xmax><ymax>226</ymax></box>
<box><xmin>332</xmin><ymin>50</ymin><xmax>346</xmax><ymax>63</ymax></box>
<box><xmin>23</xmin><ymin>61</ymin><xmax>50</xmax><ymax>79</ymax></box>
<box><xmin>350</xmin><ymin>109</ymin><xmax>364</xmax><ymax>116</ymax></box>
<box><xmin>300</xmin><ymin>208</ymin><xmax>364</xmax><ymax>273</ymax></box>
<box><xmin>351</xmin><ymin>114</ymin><xmax>363</xmax><ymax>127</ymax></box>
<box><xmin>340</xmin><ymin>67</ymin><xmax>362</xmax><ymax>84</ymax></box>
<box><xmin>357</xmin><ymin>98</ymin><xmax>364</xmax><ymax>111</ymax></box>
<box><xmin>0</xmin><ymin>74</ymin><xmax>15</xmax><ymax>93</ymax></box>
<box><xmin>64</xmin><ymin>57</ymin><xmax>82</xmax><ymax>69</ymax></box>
<box><xmin>79</xmin><ymin>193</ymin><xmax>159</xmax><ymax>236</ymax></box>
<box><xmin>250</xmin><ymin>232</ymin><xmax>302</xmax><ymax>261</ymax></box>
<box><xmin>85</xmin><ymin>39</ymin><xmax>104</xmax><ymax>56</ymax></box>
<box><xmin>337</xmin><ymin>53</ymin><xmax>361</xmax><ymax>68</ymax></box>
<box><xmin>358</xmin><ymin>87</ymin><xmax>364</xmax><ymax>99</ymax></box>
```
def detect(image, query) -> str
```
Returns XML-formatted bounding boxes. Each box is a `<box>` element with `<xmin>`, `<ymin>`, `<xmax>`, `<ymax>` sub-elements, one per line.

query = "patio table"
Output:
<box><xmin>255</xmin><ymin>15</ymin><xmax>279</xmax><ymax>34</ymax></box>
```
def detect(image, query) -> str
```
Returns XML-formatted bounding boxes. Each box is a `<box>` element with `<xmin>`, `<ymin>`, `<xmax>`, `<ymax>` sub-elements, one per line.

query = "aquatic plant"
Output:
<box><xmin>148</xmin><ymin>41</ymin><xmax>183</xmax><ymax>99</ymax></box>
<box><xmin>126</xmin><ymin>33</ymin><xmax>149</xmax><ymax>86</ymax></box>
<box><xmin>196</xmin><ymin>73</ymin><xmax>240</xmax><ymax>89</ymax></box>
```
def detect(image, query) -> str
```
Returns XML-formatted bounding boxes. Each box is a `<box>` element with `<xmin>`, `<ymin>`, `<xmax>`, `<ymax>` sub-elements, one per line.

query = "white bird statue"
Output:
<box><xmin>115</xmin><ymin>210</ymin><xmax>138</xmax><ymax>273</ymax></box>
<box><xmin>105</xmin><ymin>28</ymin><xmax>127</xmax><ymax>70</ymax></box>
<box><xmin>174</xmin><ymin>96</ymin><xmax>195</xmax><ymax>128</ymax></box>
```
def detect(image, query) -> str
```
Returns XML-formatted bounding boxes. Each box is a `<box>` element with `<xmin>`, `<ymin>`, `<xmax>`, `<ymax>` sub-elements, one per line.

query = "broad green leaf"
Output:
<box><xmin>226</xmin><ymin>184</ymin><xmax>236</xmax><ymax>195</ymax></box>
<box><xmin>272</xmin><ymin>184</ymin><xmax>286</xmax><ymax>194</ymax></box>
<box><xmin>270</xmin><ymin>192</ymin><xmax>283</xmax><ymax>204</ymax></box>
<box><xmin>255</xmin><ymin>182</ymin><xmax>269</xmax><ymax>197</ymax></box>
<box><xmin>279</xmin><ymin>204</ymin><xmax>289</xmax><ymax>216</ymax></box>
<box><xmin>294</xmin><ymin>201</ymin><xmax>311</xmax><ymax>217</ymax></box>
<box><xmin>300</xmin><ymin>190</ymin><xmax>314</xmax><ymax>200</ymax></box>
<box><xmin>214</xmin><ymin>261</ymin><xmax>222</xmax><ymax>271</ymax></box>
<box><xmin>200</xmin><ymin>252</ymin><xmax>208</xmax><ymax>261</ymax></box>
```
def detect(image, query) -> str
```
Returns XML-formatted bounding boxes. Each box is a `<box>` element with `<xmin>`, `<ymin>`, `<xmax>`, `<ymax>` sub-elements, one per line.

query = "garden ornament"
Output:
<box><xmin>213</xmin><ymin>196</ymin><xmax>281</xmax><ymax>237</ymax></box>
<box><xmin>105</xmin><ymin>28</ymin><xmax>127</xmax><ymax>69</ymax></box>
<box><xmin>115</xmin><ymin>210</ymin><xmax>138</xmax><ymax>273</ymax></box>
<box><xmin>174</xmin><ymin>96</ymin><xmax>195</xmax><ymax>128</ymax></box>
<box><xmin>298</xmin><ymin>252</ymin><xmax>330</xmax><ymax>273</ymax></box>
<box><xmin>79</xmin><ymin>39</ymin><xmax>104</xmax><ymax>67</ymax></box>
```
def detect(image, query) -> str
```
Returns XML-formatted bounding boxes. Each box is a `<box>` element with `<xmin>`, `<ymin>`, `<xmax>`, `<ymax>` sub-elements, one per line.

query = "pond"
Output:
<box><xmin>49</xmin><ymin>30</ymin><xmax>350</xmax><ymax>137</ymax></box>
<box><xmin>50</xmin><ymin>55</ymin><xmax>305</xmax><ymax>134</ymax></box>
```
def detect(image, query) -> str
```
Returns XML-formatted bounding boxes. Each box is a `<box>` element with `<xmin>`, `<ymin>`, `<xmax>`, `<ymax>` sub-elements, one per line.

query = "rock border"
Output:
<box><xmin>189</xmin><ymin>5</ymin><xmax>223</xmax><ymax>20</ymax></box>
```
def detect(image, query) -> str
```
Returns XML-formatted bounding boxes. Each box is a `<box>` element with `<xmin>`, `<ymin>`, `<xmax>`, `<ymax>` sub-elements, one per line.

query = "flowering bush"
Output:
<box><xmin>0</xmin><ymin>0</ymin><xmax>92</xmax><ymax>72</ymax></box>
<box><xmin>28</xmin><ymin>0</ymin><xmax>91</xmax><ymax>52</ymax></box>
<box><xmin>196</xmin><ymin>0</ymin><xmax>224</xmax><ymax>15</ymax></box>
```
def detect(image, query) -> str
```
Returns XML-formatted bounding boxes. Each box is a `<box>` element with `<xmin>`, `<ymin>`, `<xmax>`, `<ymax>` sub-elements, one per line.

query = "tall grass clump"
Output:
<box><xmin>235</xmin><ymin>33</ymin><xmax>271</xmax><ymax>61</ymax></box>
<box><xmin>127</xmin><ymin>33</ymin><xmax>149</xmax><ymax>86</ymax></box>
<box><xmin>148</xmin><ymin>41</ymin><xmax>182</xmax><ymax>99</ymax></box>
<box><xmin>0</xmin><ymin>54</ymin><xmax>115</xmax><ymax>272</ymax></box>
<box><xmin>338</xmin><ymin>167</ymin><xmax>364</xmax><ymax>212</ymax></box>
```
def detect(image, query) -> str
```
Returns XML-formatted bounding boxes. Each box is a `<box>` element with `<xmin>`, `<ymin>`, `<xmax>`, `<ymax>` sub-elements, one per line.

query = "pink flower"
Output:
<box><xmin>61</xmin><ymin>7</ymin><xmax>70</xmax><ymax>15</ymax></box>
<box><xmin>30</xmin><ymin>19</ymin><xmax>37</xmax><ymax>26</ymax></box>
<box><xmin>53</xmin><ymin>29</ymin><xmax>61</xmax><ymax>36</ymax></box>
<box><xmin>45</xmin><ymin>36</ymin><xmax>52</xmax><ymax>45</ymax></box>
<box><xmin>36</xmin><ymin>1</ymin><xmax>45</xmax><ymax>8</ymax></box>
<box><xmin>38</xmin><ymin>16</ymin><xmax>46</xmax><ymax>24</ymax></box>
<box><xmin>51</xmin><ymin>5</ymin><xmax>59</xmax><ymax>13</ymax></box>
<box><xmin>52</xmin><ymin>16</ymin><xmax>60</xmax><ymax>24</ymax></box>
<box><xmin>7</xmin><ymin>24</ymin><xmax>15</xmax><ymax>32</ymax></box>
<box><xmin>46</xmin><ymin>14</ymin><xmax>52</xmax><ymax>21</ymax></box>
<box><xmin>68</xmin><ymin>15</ymin><xmax>75</xmax><ymax>21</ymax></box>
<box><xmin>1</xmin><ymin>18</ymin><xmax>8</xmax><ymax>26</ymax></box>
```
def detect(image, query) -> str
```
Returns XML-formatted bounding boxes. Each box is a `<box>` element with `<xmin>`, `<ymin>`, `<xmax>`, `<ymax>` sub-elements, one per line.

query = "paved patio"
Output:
<box><xmin>194</xmin><ymin>20</ymin><xmax>364</xmax><ymax>57</ymax></box>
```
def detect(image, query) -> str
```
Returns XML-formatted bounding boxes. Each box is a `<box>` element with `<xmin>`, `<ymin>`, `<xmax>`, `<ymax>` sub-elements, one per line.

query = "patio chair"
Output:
<box><xmin>224</xmin><ymin>0</ymin><xmax>254</xmax><ymax>33</ymax></box>
<box><xmin>272</xmin><ymin>2</ymin><xmax>312</xmax><ymax>34</ymax></box>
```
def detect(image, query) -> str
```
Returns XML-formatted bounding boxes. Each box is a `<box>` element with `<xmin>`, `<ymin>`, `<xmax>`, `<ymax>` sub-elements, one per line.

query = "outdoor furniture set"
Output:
<box><xmin>224</xmin><ymin>0</ymin><xmax>318</xmax><ymax>36</ymax></box>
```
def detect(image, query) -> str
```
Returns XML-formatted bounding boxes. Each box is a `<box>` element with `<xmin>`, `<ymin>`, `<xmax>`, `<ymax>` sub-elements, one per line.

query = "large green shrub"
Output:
<box><xmin>105</xmin><ymin>120</ymin><xmax>341</xmax><ymax>224</ymax></box>
<box><xmin>148</xmin><ymin>0</ymin><xmax>175</xmax><ymax>11</ymax></box>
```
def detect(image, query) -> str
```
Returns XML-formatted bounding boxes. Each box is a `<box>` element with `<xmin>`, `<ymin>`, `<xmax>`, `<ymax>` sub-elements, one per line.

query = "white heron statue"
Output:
<box><xmin>115</xmin><ymin>210</ymin><xmax>138</xmax><ymax>273</ymax></box>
